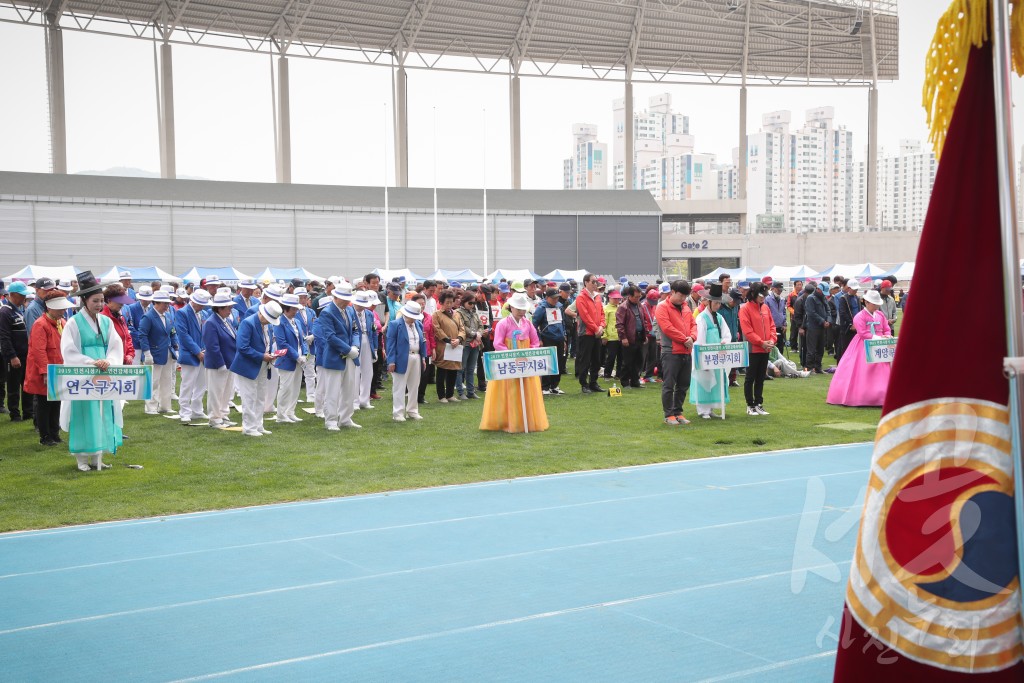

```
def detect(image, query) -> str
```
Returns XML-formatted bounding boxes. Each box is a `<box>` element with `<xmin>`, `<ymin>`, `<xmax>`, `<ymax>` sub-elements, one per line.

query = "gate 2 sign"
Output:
<box><xmin>679</xmin><ymin>240</ymin><xmax>710</xmax><ymax>250</ymax></box>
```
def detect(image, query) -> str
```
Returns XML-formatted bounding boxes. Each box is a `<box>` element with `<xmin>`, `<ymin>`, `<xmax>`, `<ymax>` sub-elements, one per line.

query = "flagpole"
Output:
<box><xmin>384</xmin><ymin>102</ymin><xmax>390</xmax><ymax>271</ymax></box>
<box><xmin>990</xmin><ymin>0</ymin><xmax>1024</xmax><ymax>620</ymax></box>
<box><xmin>433</xmin><ymin>106</ymin><xmax>439</xmax><ymax>272</ymax></box>
<box><xmin>483</xmin><ymin>107</ymin><xmax>488</xmax><ymax>277</ymax></box>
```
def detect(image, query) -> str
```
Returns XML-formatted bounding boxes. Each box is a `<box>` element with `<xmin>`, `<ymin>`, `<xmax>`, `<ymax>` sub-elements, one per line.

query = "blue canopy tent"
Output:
<box><xmin>372</xmin><ymin>268</ymin><xmax>425</xmax><ymax>283</ymax></box>
<box><xmin>817</xmin><ymin>263</ymin><xmax>888</xmax><ymax>280</ymax></box>
<box><xmin>178</xmin><ymin>266</ymin><xmax>252</xmax><ymax>284</ymax></box>
<box><xmin>542</xmin><ymin>269</ymin><xmax>589</xmax><ymax>282</ymax></box>
<box><xmin>697</xmin><ymin>266</ymin><xmax>763</xmax><ymax>281</ymax></box>
<box><xmin>425</xmin><ymin>269</ymin><xmax>484</xmax><ymax>283</ymax></box>
<box><xmin>759</xmin><ymin>265</ymin><xmax>821</xmax><ymax>282</ymax></box>
<box><xmin>4</xmin><ymin>265</ymin><xmax>84</xmax><ymax>283</ymax></box>
<box><xmin>486</xmin><ymin>269</ymin><xmax>541</xmax><ymax>283</ymax></box>
<box><xmin>97</xmin><ymin>266</ymin><xmax>179</xmax><ymax>283</ymax></box>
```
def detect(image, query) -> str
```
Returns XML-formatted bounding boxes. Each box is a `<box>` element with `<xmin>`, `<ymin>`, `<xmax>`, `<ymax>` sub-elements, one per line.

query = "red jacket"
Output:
<box><xmin>655</xmin><ymin>299</ymin><xmax>696</xmax><ymax>354</ymax></box>
<box><xmin>739</xmin><ymin>301</ymin><xmax>777</xmax><ymax>354</ymax></box>
<box><xmin>24</xmin><ymin>315</ymin><xmax>63</xmax><ymax>396</ymax></box>
<box><xmin>102</xmin><ymin>305</ymin><xmax>135</xmax><ymax>364</ymax></box>
<box><xmin>576</xmin><ymin>290</ymin><xmax>605</xmax><ymax>336</ymax></box>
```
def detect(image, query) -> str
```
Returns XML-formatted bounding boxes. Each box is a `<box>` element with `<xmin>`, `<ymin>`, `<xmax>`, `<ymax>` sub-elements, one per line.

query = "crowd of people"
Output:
<box><xmin>0</xmin><ymin>267</ymin><xmax>902</xmax><ymax>470</ymax></box>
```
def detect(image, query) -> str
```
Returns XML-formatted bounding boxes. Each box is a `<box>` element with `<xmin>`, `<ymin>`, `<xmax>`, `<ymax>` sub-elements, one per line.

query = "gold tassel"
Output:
<box><xmin>923</xmin><ymin>0</ymin><xmax>1024</xmax><ymax>159</ymax></box>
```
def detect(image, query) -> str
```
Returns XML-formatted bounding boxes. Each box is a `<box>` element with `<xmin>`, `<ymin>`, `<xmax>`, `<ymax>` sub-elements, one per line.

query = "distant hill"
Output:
<box><xmin>75</xmin><ymin>167</ymin><xmax>208</xmax><ymax>181</ymax></box>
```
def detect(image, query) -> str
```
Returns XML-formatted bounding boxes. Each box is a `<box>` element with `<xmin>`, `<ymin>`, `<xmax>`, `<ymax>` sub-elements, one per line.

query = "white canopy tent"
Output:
<box><xmin>97</xmin><ymin>265</ymin><xmax>179</xmax><ymax>283</ymax></box>
<box><xmin>880</xmin><ymin>262</ymin><xmax>915</xmax><ymax>281</ymax></box>
<box><xmin>372</xmin><ymin>268</ymin><xmax>425</xmax><ymax>283</ymax></box>
<box><xmin>818</xmin><ymin>263</ymin><xmax>888</xmax><ymax>279</ymax></box>
<box><xmin>542</xmin><ymin>269</ymin><xmax>589</xmax><ymax>283</ymax></box>
<box><xmin>4</xmin><ymin>264</ymin><xmax>83</xmax><ymax>283</ymax></box>
<box><xmin>697</xmin><ymin>266</ymin><xmax>763</xmax><ymax>281</ymax></box>
<box><xmin>178</xmin><ymin>266</ymin><xmax>252</xmax><ymax>284</ymax></box>
<box><xmin>486</xmin><ymin>269</ymin><xmax>541</xmax><ymax>284</ymax></box>
<box><xmin>425</xmin><ymin>269</ymin><xmax>484</xmax><ymax>283</ymax></box>
<box><xmin>253</xmin><ymin>267</ymin><xmax>326</xmax><ymax>283</ymax></box>
<box><xmin>759</xmin><ymin>265</ymin><xmax>821</xmax><ymax>282</ymax></box>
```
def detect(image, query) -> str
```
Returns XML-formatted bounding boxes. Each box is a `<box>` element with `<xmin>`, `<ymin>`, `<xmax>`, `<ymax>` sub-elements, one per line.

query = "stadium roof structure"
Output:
<box><xmin>1</xmin><ymin>0</ymin><xmax>898</xmax><ymax>86</ymax></box>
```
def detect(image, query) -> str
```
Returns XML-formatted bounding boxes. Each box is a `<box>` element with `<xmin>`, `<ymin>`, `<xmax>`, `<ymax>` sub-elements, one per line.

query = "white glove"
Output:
<box><xmin>372</xmin><ymin>353</ymin><xmax>378</xmax><ymax>363</ymax></box>
<box><xmin>143</xmin><ymin>352</ymin><xmax>153</xmax><ymax>365</ymax></box>
<box><xmin>298</xmin><ymin>355</ymin><xmax>306</xmax><ymax>366</ymax></box>
<box><xmin>346</xmin><ymin>347</ymin><xmax>359</xmax><ymax>360</ymax></box>
<box><xmin>304</xmin><ymin>334</ymin><xmax>314</xmax><ymax>344</ymax></box>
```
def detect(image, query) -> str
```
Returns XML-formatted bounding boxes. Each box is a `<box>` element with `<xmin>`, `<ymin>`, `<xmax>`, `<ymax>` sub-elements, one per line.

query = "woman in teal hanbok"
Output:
<box><xmin>689</xmin><ymin>284</ymin><xmax>733</xmax><ymax>419</ymax></box>
<box><xmin>59</xmin><ymin>272</ymin><xmax>124</xmax><ymax>472</ymax></box>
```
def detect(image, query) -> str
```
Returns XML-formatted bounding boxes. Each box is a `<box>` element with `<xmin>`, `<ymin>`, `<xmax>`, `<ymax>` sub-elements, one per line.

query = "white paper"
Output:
<box><xmin>443</xmin><ymin>344</ymin><xmax>464</xmax><ymax>362</ymax></box>
<box><xmin>545</xmin><ymin>307</ymin><xmax>561</xmax><ymax>325</ymax></box>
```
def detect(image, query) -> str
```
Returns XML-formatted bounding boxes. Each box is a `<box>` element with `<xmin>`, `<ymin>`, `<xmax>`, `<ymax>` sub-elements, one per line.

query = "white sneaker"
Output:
<box><xmin>179</xmin><ymin>416</ymin><xmax>191</xmax><ymax>424</ymax></box>
<box><xmin>393</xmin><ymin>415</ymin><xmax>406</xmax><ymax>422</ymax></box>
<box><xmin>438</xmin><ymin>398</ymin><xmax>448</xmax><ymax>404</ymax></box>
<box><xmin>340</xmin><ymin>421</ymin><xmax>362</xmax><ymax>429</ymax></box>
<box><xmin>315</xmin><ymin>412</ymin><xmax>325</xmax><ymax>418</ymax></box>
<box><xmin>145</xmin><ymin>409</ymin><xmax>158</xmax><ymax>415</ymax></box>
<box><xmin>289</xmin><ymin>416</ymin><xmax>303</xmax><ymax>422</ymax></box>
<box><xmin>326</xmin><ymin>424</ymin><xmax>340</xmax><ymax>431</ymax></box>
<box><xmin>243</xmin><ymin>430</ymin><xmax>263</xmax><ymax>437</ymax></box>
<box><xmin>553</xmin><ymin>388</ymin><xmax>566</xmax><ymax>395</ymax></box>
<box><xmin>542</xmin><ymin>389</ymin><xmax>552</xmax><ymax>395</ymax></box>
<box><xmin>360</xmin><ymin>403</ymin><xmax>374</xmax><ymax>410</ymax></box>
<box><xmin>449</xmin><ymin>396</ymin><xmax>459</xmax><ymax>402</ymax></box>
<box><xmin>408</xmin><ymin>413</ymin><xmax>423</xmax><ymax>420</ymax></box>
<box><xmin>746</xmin><ymin>406</ymin><xmax>759</xmax><ymax>416</ymax></box>
<box><xmin>259</xmin><ymin>428</ymin><xmax>273</xmax><ymax>435</ymax></box>
<box><xmin>77</xmin><ymin>462</ymin><xmax>91</xmax><ymax>472</ymax></box>
<box><xmin>194</xmin><ymin>413</ymin><xmax>208</xmax><ymax>420</ymax></box>
<box><xmin>755</xmin><ymin>405</ymin><xmax>770</xmax><ymax>416</ymax></box>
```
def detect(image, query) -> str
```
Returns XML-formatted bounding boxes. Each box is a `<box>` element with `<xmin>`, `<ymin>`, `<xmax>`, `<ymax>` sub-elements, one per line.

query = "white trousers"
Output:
<box><xmin>392</xmin><ymin>354</ymin><xmax>422</xmax><ymax>419</ymax></box>
<box><xmin>355</xmin><ymin>337</ymin><xmax>373</xmax><ymax>407</ymax></box>
<box><xmin>276</xmin><ymin>367</ymin><xmax>302</xmax><ymax>420</ymax></box>
<box><xmin>147</xmin><ymin>361</ymin><xmax>175</xmax><ymax>413</ymax></box>
<box><xmin>320</xmin><ymin>367</ymin><xmax>343</xmax><ymax>428</ymax></box>
<box><xmin>237</xmin><ymin>366</ymin><xmax>269</xmax><ymax>434</ymax></box>
<box><xmin>178</xmin><ymin>363</ymin><xmax>207</xmax><ymax>420</ymax></box>
<box><xmin>264</xmin><ymin>367</ymin><xmax>279</xmax><ymax>413</ymax></box>
<box><xmin>206</xmin><ymin>367</ymin><xmax>234</xmax><ymax>425</ymax></box>
<box><xmin>302</xmin><ymin>354</ymin><xmax>317</xmax><ymax>401</ymax></box>
<box><xmin>314</xmin><ymin>363</ymin><xmax>327</xmax><ymax>415</ymax></box>
<box><xmin>339</xmin><ymin>363</ymin><xmax>358</xmax><ymax>424</ymax></box>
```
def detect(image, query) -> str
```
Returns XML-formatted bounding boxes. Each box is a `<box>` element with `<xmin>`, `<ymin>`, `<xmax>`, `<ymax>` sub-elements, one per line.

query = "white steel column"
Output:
<box><xmin>624</xmin><ymin>78</ymin><xmax>634</xmax><ymax>190</ymax></box>
<box><xmin>739</xmin><ymin>86</ymin><xmax>748</xmax><ymax>233</ymax></box>
<box><xmin>276</xmin><ymin>55</ymin><xmax>292</xmax><ymax>184</ymax></box>
<box><xmin>510</xmin><ymin>73</ymin><xmax>521</xmax><ymax>190</ymax></box>
<box><xmin>395</xmin><ymin>65</ymin><xmax>409</xmax><ymax>187</ymax></box>
<box><xmin>44</xmin><ymin>7</ymin><xmax>67</xmax><ymax>174</ymax></box>
<box><xmin>157</xmin><ymin>41</ymin><xmax>176</xmax><ymax>179</ymax></box>
<box><xmin>866</xmin><ymin>87</ymin><xmax>878</xmax><ymax>228</ymax></box>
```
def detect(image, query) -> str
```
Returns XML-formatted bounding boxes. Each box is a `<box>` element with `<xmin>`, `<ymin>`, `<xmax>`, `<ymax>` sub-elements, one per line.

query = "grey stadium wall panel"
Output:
<box><xmin>403</xmin><ymin>215</ymin><xmax>437</xmax><ymax>276</ymax></box>
<box><xmin>491</xmin><ymin>215</ymin><xmax>534</xmax><ymax>271</ymax></box>
<box><xmin>296</xmin><ymin>212</ymin><xmax>347</xmax><ymax>276</ymax></box>
<box><xmin>0</xmin><ymin>203</ymin><xmax>38</xmax><ymax>274</ymax></box>
<box><xmin>577</xmin><ymin>216</ymin><xmax>659</xmax><ymax>276</ymax></box>
<box><xmin>533</xmin><ymin>216</ymin><xmax>578</xmax><ymax>275</ymax></box>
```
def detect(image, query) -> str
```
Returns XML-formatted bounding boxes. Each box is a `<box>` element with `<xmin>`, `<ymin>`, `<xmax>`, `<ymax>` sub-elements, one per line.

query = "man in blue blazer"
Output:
<box><xmin>139</xmin><ymin>290</ymin><xmax>178</xmax><ymax>414</ymax></box>
<box><xmin>203</xmin><ymin>290</ymin><xmax>238</xmax><ymax>428</ymax></box>
<box><xmin>295</xmin><ymin>287</ymin><xmax>317</xmax><ymax>406</ymax></box>
<box><xmin>273</xmin><ymin>293</ymin><xmax>308</xmax><ymax>423</ymax></box>
<box><xmin>175</xmin><ymin>289</ymin><xmax>211</xmax><ymax>423</ymax></box>
<box><xmin>124</xmin><ymin>286</ymin><xmax>153</xmax><ymax>365</ymax></box>
<box><xmin>317</xmin><ymin>283</ymin><xmax>360</xmax><ymax>431</ymax></box>
<box><xmin>351</xmin><ymin>291</ymin><xmax>380</xmax><ymax>412</ymax></box>
<box><xmin>230</xmin><ymin>301</ymin><xmax>282</xmax><ymax>437</ymax></box>
<box><xmin>386</xmin><ymin>300</ymin><xmax>427</xmax><ymax>422</ymax></box>
<box><xmin>233</xmin><ymin>278</ymin><xmax>260</xmax><ymax>316</ymax></box>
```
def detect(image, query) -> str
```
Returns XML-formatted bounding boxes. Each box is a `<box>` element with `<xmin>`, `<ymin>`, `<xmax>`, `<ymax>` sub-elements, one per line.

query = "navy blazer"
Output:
<box><xmin>312</xmin><ymin>315</ymin><xmax>323</xmax><ymax>368</ymax></box>
<box><xmin>273</xmin><ymin>315</ymin><xmax>308</xmax><ymax>372</ymax></box>
<box><xmin>138</xmin><ymin>307</ymin><xmax>177</xmax><ymax>365</ymax></box>
<box><xmin>318</xmin><ymin>301</ymin><xmax>355</xmax><ymax>371</ymax></box>
<box><xmin>385</xmin><ymin>318</ymin><xmax>426</xmax><ymax>375</ymax></box>
<box><xmin>203</xmin><ymin>314</ymin><xmax>237</xmax><ymax>370</ymax></box>
<box><xmin>232</xmin><ymin>294</ymin><xmax>259</xmax><ymax>317</ymax></box>
<box><xmin>230</xmin><ymin>315</ymin><xmax>272</xmax><ymax>380</ymax></box>
<box><xmin>123</xmin><ymin>301</ymin><xmax>145</xmax><ymax>352</ymax></box>
<box><xmin>353</xmin><ymin>308</ymin><xmax>379</xmax><ymax>357</ymax></box>
<box><xmin>174</xmin><ymin>305</ymin><xmax>205</xmax><ymax>366</ymax></box>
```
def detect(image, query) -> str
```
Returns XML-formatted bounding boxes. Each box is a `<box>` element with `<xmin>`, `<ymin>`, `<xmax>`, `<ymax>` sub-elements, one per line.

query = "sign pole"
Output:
<box><xmin>519</xmin><ymin>377</ymin><xmax>529</xmax><ymax>434</ymax></box>
<box><xmin>719</xmin><ymin>368</ymin><xmax>726</xmax><ymax>420</ymax></box>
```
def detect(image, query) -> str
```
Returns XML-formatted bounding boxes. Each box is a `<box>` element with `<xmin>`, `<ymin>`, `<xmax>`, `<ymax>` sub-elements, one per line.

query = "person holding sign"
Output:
<box><xmin>689</xmin><ymin>284</ymin><xmax>733</xmax><ymax>419</ymax></box>
<box><xmin>59</xmin><ymin>271</ymin><xmax>124</xmax><ymax>471</ymax></box>
<box><xmin>25</xmin><ymin>296</ymin><xmax>75</xmax><ymax>446</ymax></box>
<box><xmin>480</xmin><ymin>293</ymin><xmax>549</xmax><ymax>433</ymax></box>
<box><xmin>387</xmin><ymin>301</ymin><xmax>428</xmax><ymax>422</ymax></box>
<box><xmin>826</xmin><ymin>289</ymin><xmax>893</xmax><ymax>407</ymax></box>
<box><xmin>432</xmin><ymin>290</ymin><xmax>465</xmax><ymax>403</ymax></box>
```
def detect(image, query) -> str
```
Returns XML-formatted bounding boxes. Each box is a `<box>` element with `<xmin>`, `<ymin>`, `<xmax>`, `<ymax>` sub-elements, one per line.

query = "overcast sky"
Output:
<box><xmin>1</xmin><ymin>0</ymin><xmax>1022</xmax><ymax>189</ymax></box>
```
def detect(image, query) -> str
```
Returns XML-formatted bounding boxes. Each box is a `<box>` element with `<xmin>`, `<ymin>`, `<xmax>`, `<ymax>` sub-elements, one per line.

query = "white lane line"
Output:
<box><xmin>166</xmin><ymin>564</ymin><xmax>850</xmax><ymax>682</ymax></box>
<box><xmin>0</xmin><ymin>508</ymin><xmax>857</xmax><ymax>637</ymax></box>
<box><xmin>0</xmin><ymin>470</ymin><xmax>866</xmax><ymax>580</ymax></box>
<box><xmin>0</xmin><ymin>443</ymin><xmax>872</xmax><ymax>540</ymax></box>
<box><xmin>695</xmin><ymin>650</ymin><xmax>838</xmax><ymax>682</ymax></box>
<box><xmin>617</xmin><ymin>612</ymin><xmax>776</xmax><ymax>665</ymax></box>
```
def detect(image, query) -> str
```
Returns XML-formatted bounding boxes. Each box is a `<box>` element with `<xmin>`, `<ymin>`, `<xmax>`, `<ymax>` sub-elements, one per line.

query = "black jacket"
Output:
<box><xmin>804</xmin><ymin>290</ymin><xmax>832</xmax><ymax>328</ymax></box>
<box><xmin>0</xmin><ymin>302</ymin><xmax>29</xmax><ymax>361</ymax></box>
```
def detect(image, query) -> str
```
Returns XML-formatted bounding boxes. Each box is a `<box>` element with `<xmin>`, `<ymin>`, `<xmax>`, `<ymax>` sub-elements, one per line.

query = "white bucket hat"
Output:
<box><xmin>57</xmin><ymin>279</ymin><xmax>73</xmax><ymax>293</ymax></box>
<box><xmin>46</xmin><ymin>297</ymin><xmax>75</xmax><ymax>311</ymax></box>
<box><xmin>294</xmin><ymin>287</ymin><xmax>308</xmax><ymax>297</ymax></box>
<box><xmin>151</xmin><ymin>290</ymin><xmax>172</xmax><ymax>304</ymax></box>
<box><xmin>848</xmin><ymin>281</ymin><xmax>861</xmax><ymax>291</ymax></box>
<box><xmin>238</xmin><ymin>278</ymin><xmax>257</xmax><ymax>289</ymax></box>
<box><xmin>332</xmin><ymin>283</ymin><xmax>354</xmax><ymax>301</ymax></box>
<box><xmin>506</xmin><ymin>292</ymin><xmax>531</xmax><ymax>311</ymax></box>
<box><xmin>279</xmin><ymin>292</ymin><xmax>304</xmax><ymax>310</ymax></box>
<box><xmin>863</xmin><ymin>290</ymin><xmax>883</xmax><ymax>306</ymax></box>
<box><xmin>190</xmin><ymin>290</ymin><xmax>212</xmax><ymax>306</ymax></box>
<box><xmin>118</xmin><ymin>270</ymin><xmax>132</xmax><ymax>280</ymax></box>
<box><xmin>401</xmin><ymin>300</ymin><xmax>424</xmax><ymax>320</ymax></box>
<box><xmin>353</xmin><ymin>291</ymin><xmax>372</xmax><ymax>308</ymax></box>
<box><xmin>136</xmin><ymin>285</ymin><xmax>154</xmax><ymax>301</ymax></box>
<box><xmin>259</xmin><ymin>301</ymin><xmax>284</xmax><ymax>326</ymax></box>
<box><xmin>263</xmin><ymin>284</ymin><xmax>286</xmax><ymax>302</ymax></box>
<box><xmin>317</xmin><ymin>296</ymin><xmax>332</xmax><ymax>310</ymax></box>
<box><xmin>175</xmin><ymin>287</ymin><xmax>188</xmax><ymax>299</ymax></box>
<box><xmin>160</xmin><ymin>284</ymin><xmax>175</xmax><ymax>294</ymax></box>
<box><xmin>209</xmin><ymin>291</ymin><xmax>235</xmax><ymax>307</ymax></box>
<box><xmin>365</xmin><ymin>291</ymin><xmax>381</xmax><ymax>306</ymax></box>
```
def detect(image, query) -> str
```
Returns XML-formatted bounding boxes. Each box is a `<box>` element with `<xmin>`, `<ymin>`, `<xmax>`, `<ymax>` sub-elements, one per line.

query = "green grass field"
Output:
<box><xmin>0</xmin><ymin>362</ymin><xmax>880</xmax><ymax>533</ymax></box>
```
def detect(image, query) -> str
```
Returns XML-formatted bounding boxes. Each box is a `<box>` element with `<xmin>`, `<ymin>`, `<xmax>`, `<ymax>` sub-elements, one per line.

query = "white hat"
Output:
<box><xmin>294</xmin><ymin>287</ymin><xmax>308</xmax><ymax>297</ymax></box>
<box><xmin>279</xmin><ymin>292</ymin><xmax>304</xmax><ymax>310</ymax></box>
<box><xmin>118</xmin><ymin>270</ymin><xmax>132</xmax><ymax>279</ymax></box>
<box><xmin>217</xmin><ymin>286</ymin><xmax>232</xmax><ymax>296</ymax></box>
<box><xmin>160</xmin><ymin>284</ymin><xmax>175</xmax><ymax>294</ymax></box>
<box><xmin>328</xmin><ymin>275</ymin><xmax>344</xmax><ymax>287</ymax></box>
<box><xmin>863</xmin><ymin>290</ymin><xmax>883</xmax><ymax>306</ymax></box>
<box><xmin>263</xmin><ymin>284</ymin><xmax>286</xmax><ymax>302</ymax></box>
<box><xmin>353</xmin><ymin>291</ymin><xmax>373</xmax><ymax>308</ymax></box>
<box><xmin>46</xmin><ymin>297</ymin><xmax>75</xmax><ymax>311</ymax></box>
<box><xmin>366</xmin><ymin>291</ymin><xmax>381</xmax><ymax>306</ymax></box>
<box><xmin>332</xmin><ymin>282</ymin><xmax>354</xmax><ymax>301</ymax></box>
<box><xmin>151</xmin><ymin>290</ymin><xmax>172</xmax><ymax>304</ymax></box>
<box><xmin>137</xmin><ymin>285</ymin><xmax>154</xmax><ymax>301</ymax></box>
<box><xmin>659</xmin><ymin>282</ymin><xmax>672</xmax><ymax>294</ymax></box>
<box><xmin>507</xmin><ymin>292</ymin><xmax>531</xmax><ymax>311</ymax></box>
<box><xmin>401</xmin><ymin>300</ymin><xmax>424</xmax><ymax>320</ymax></box>
<box><xmin>175</xmin><ymin>287</ymin><xmax>188</xmax><ymax>299</ymax></box>
<box><xmin>848</xmin><ymin>281</ymin><xmax>861</xmax><ymax>291</ymax></box>
<box><xmin>317</xmin><ymin>296</ymin><xmax>332</xmax><ymax>310</ymax></box>
<box><xmin>259</xmin><ymin>301</ymin><xmax>284</xmax><ymax>326</ymax></box>
<box><xmin>190</xmin><ymin>290</ymin><xmax>212</xmax><ymax>306</ymax></box>
<box><xmin>56</xmin><ymin>279</ymin><xmax>73</xmax><ymax>293</ymax></box>
<box><xmin>209</xmin><ymin>291</ymin><xmax>235</xmax><ymax>307</ymax></box>
<box><xmin>239</xmin><ymin>278</ymin><xmax>256</xmax><ymax>289</ymax></box>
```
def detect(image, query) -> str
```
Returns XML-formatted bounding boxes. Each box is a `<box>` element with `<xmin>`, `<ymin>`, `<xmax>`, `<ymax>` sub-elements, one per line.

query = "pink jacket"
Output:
<box><xmin>493</xmin><ymin>315</ymin><xmax>539</xmax><ymax>350</ymax></box>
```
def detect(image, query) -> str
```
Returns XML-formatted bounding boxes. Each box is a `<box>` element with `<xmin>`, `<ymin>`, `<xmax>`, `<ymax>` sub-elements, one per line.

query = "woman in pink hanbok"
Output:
<box><xmin>827</xmin><ymin>290</ymin><xmax>892</xmax><ymax>407</ymax></box>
